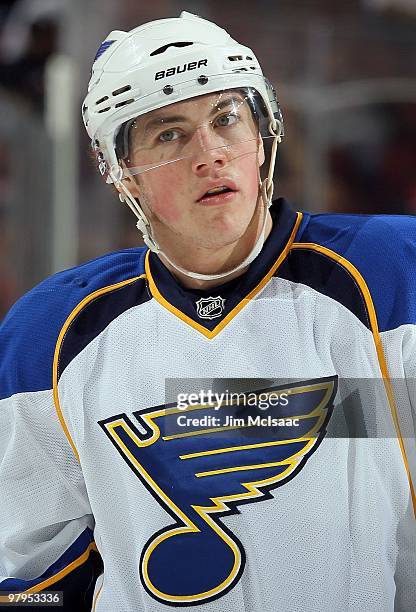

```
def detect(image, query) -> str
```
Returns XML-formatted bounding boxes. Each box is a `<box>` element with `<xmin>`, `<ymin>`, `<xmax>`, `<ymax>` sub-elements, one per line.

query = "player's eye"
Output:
<box><xmin>158</xmin><ymin>129</ymin><xmax>181</xmax><ymax>143</ymax></box>
<box><xmin>215</xmin><ymin>113</ymin><xmax>239</xmax><ymax>128</ymax></box>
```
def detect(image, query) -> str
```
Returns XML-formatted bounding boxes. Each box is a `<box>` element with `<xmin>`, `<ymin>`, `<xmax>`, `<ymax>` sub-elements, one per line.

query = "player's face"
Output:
<box><xmin>123</xmin><ymin>91</ymin><xmax>265</xmax><ymax>253</ymax></box>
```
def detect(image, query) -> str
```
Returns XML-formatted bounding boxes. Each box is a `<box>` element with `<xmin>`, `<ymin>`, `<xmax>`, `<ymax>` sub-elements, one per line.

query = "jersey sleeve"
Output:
<box><xmin>392</xmin><ymin>326</ymin><xmax>416</xmax><ymax>612</ymax></box>
<box><xmin>344</xmin><ymin>215</ymin><xmax>416</xmax><ymax>610</ymax></box>
<box><xmin>300</xmin><ymin>210</ymin><xmax>416</xmax><ymax>608</ymax></box>
<box><xmin>0</xmin><ymin>286</ymin><xmax>104</xmax><ymax>611</ymax></box>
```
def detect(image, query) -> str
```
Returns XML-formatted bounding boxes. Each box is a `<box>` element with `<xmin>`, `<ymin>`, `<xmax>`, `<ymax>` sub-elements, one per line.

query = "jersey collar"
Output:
<box><xmin>145</xmin><ymin>198</ymin><xmax>302</xmax><ymax>338</ymax></box>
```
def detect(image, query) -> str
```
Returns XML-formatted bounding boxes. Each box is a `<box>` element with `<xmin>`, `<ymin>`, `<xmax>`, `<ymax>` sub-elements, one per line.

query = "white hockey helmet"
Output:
<box><xmin>82</xmin><ymin>11</ymin><xmax>282</xmax><ymax>181</ymax></box>
<box><xmin>81</xmin><ymin>11</ymin><xmax>283</xmax><ymax>281</ymax></box>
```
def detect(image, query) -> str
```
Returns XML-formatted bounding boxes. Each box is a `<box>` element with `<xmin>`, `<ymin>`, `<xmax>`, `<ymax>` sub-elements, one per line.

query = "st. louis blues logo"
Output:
<box><xmin>99</xmin><ymin>376</ymin><xmax>337</xmax><ymax>606</ymax></box>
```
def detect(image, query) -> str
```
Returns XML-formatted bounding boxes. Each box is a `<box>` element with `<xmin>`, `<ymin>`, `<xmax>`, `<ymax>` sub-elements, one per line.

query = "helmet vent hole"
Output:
<box><xmin>97</xmin><ymin>107</ymin><xmax>111</xmax><ymax>114</ymax></box>
<box><xmin>246</xmin><ymin>56</ymin><xmax>253</xmax><ymax>60</ymax></box>
<box><xmin>96</xmin><ymin>96</ymin><xmax>109</xmax><ymax>105</ymax></box>
<box><xmin>228</xmin><ymin>55</ymin><xmax>243</xmax><ymax>61</ymax></box>
<box><xmin>115</xmin><ymin>99</ymin><xmax>134</xmax><ymax>108</ymax></box>
<box><xmin>233</xmin><ymin>68</ymin><xmax>248</xmax><ymax>72</ymax></box>
<box><xmin>150</xmin><ymin>41</ymin><xmax>193</xmax><ymax>56</ymax></box>
<box><xmin>112</xmin><ymin>85</ymin><xmax>132</xmax><ymax>96</ymax></box>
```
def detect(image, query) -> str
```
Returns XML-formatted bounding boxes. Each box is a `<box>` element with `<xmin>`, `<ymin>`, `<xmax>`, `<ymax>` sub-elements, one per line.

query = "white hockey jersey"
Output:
<box><xmin>0</xmin><ymin>199</ymin><xmax>415</xmax><ymax>611</ymax></box>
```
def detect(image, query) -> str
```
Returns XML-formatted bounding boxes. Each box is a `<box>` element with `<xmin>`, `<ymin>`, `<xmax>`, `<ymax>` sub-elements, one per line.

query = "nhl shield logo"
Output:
<box><xmin>196</xmin><ymin>296</ymin><xmax>225</xmax><ymax>320</ymax></box>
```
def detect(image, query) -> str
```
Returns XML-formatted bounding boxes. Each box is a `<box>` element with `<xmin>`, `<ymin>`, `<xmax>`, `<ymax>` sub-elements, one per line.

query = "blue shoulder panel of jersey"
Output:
<box><xmin>0</xmin><ymin>247</ymin><xmax>147</xmax><ymax>401</ymax></box>
<box><xmin>298</xmin><ymin>212</ymin><xmax>416</xmax><ymax>332</ymax></box>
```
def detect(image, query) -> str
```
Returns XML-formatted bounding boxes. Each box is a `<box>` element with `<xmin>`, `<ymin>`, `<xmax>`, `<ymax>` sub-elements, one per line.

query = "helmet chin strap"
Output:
<box><xmin>111</xmin><ymin>121</ymin><xmax>281</xmax><ymax>282</ymax></box>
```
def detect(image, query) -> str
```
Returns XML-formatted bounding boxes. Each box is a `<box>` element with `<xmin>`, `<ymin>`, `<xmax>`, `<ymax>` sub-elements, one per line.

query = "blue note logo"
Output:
<box><xmin>99</xmin><ymin>377</ymin><xmax>336</xmax><ymax>606</ymax></box>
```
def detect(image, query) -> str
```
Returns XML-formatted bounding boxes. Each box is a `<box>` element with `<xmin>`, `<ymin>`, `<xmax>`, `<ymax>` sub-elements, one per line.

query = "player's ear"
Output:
<box><xmin>257</xmin><ymin>133</ymin><xmax>265</xmax><ymax>167</ymax></box>
<box><xmin>118</xmin><ymin>160</ymin><xmax>141</xmax><ymax>198</ymax></box>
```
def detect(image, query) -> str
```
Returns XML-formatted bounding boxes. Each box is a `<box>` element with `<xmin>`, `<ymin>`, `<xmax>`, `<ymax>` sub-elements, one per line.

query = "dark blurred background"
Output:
<box><xmin>0</xmin><ymin>0</ymin><xmax>415</xmax><ymax>316</ymax></box>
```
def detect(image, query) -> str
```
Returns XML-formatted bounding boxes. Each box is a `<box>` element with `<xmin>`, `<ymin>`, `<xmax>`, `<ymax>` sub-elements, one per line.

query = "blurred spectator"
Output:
<box><xmin>0</xmin><ymin>0</ymin><xmax>17</xmax><ymax>19</ymax></box>
<box><xmin>0</xmin><ymin>0</ymin><xmax>61</xmax><ymax>62</ymax></box>
<box><xmin>0</xmin><ymin>208</ymin><xmax>19</xmax><ymax>319</ymax></box>
<box><xmin>0</xmin><ymin>138</ymin><xmax>19</xmax><ymax>319</ymax></box>
<box><xmin>328</xmin><ymin>103</ymin><xmax>416</xmax><ymax>214</ymax></box>
<box><xmin>364</xmin><ymin>0</ymin><xmax>416</xmax><ymax>17</ymax></box>
<box><xmin>0</xmin><ymin>0</ymin><xmax>61</xmax><ymax>111</ymax></box>
<box><xmin>379</xmin><ymin>103</ymin><xmax>416</xmax><ymax>213</ymax></box>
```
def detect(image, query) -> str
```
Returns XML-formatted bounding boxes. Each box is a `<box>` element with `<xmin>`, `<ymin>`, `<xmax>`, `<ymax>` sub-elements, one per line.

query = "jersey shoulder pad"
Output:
<box><xmin>298</xmin><ymin>212</ymin><xmax>416</xmax><ymax>331</ymax></box>
<box><xmin>0</xmin><ymin>247</ymin><xmax>147</xmax><ymax>400</ymax></box>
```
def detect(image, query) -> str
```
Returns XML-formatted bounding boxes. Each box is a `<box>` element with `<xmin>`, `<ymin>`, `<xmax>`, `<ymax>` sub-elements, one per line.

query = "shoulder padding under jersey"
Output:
<box><xmin>296</xmin><ymin>212</ymin><xmax>416</xmax><ymax>332</ymax></box>
<box><xmin>0</xmin><ymin>248</ymin><xmax>147</xmax><ymax>400</ymax></box>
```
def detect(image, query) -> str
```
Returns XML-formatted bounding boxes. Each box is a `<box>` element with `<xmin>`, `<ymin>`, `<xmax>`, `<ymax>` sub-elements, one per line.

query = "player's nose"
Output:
<box><xmin>190</xmin><ymin>126</ymin><xmax>228</xmax><ymax>176</ymax></box>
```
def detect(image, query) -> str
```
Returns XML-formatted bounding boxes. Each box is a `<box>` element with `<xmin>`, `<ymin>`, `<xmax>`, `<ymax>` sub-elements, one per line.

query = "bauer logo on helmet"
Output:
<box><xmin>155</xmin><ymin>59</ymin><xmax>208</xmax><ymax>80</ymax></box>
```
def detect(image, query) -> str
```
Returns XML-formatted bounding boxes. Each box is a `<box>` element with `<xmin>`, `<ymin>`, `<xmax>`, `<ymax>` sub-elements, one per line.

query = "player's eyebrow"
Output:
<box><xmin>141</xmin><ymin>95</ymin><xmax>245</xmax><ymax>137</ymax></box>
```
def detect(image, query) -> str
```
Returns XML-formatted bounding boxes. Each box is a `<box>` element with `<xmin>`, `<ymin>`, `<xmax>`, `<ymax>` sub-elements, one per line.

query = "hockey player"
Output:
<box><xmin>1</xmin><ymin>11</ymin><xmax>416</xmax><ymax>612</ymax></box>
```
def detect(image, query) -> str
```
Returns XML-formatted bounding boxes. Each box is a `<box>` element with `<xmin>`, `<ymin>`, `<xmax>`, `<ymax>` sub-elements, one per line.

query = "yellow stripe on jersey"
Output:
<box><xmin>53</xmin><ymin>275</ymin><xmax>146</xmax><ymax>463</ymax></box>
<box><xmin>0</xmin><ymin>542</ymin><xmax>98</xmax><ymax>599</ymax></box>
<box><xmin>290</xmin><ymin>242</ymin><xmax>416</xmax><ymax>517</ymax></box>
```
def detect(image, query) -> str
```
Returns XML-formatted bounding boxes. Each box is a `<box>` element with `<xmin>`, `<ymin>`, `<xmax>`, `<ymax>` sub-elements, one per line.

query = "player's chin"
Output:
<box><xmin>197</xmin><ymin>229</ymin><xmax>247</xmax><ymax>250</ymax></box>
<box><xmin>203</xmin><ymin>215</ymin><xmax>252</xmax><ymax>246</ymax></box>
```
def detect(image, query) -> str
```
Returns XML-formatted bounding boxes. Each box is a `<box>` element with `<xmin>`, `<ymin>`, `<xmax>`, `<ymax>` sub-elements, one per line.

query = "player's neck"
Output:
<box><xmin>158</xmin><ymin>211</ymin><xmax>273</xmax><ymax>291</ymax></box>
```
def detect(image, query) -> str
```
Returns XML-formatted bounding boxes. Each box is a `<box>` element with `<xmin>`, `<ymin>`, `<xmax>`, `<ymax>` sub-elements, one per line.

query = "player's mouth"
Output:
<box><xmin>196</xmin><ymin>181</ymin><xmax>238</xmax><ymax>205</ymax></box>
